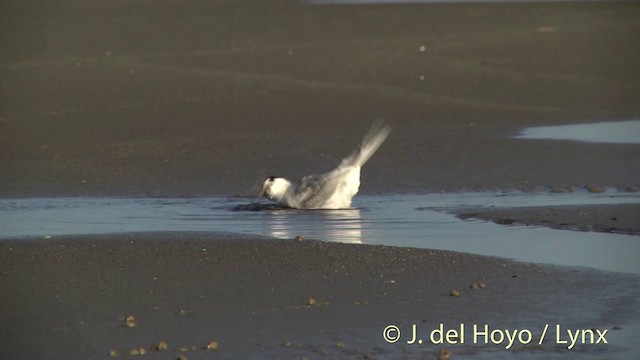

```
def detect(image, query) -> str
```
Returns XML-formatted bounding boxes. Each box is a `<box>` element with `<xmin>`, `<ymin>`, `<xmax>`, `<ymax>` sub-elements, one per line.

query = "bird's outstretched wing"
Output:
<box><xmin>339</xmin><ymin>120</ymin><xmax>392</xmax><ymax>168</ymax></box>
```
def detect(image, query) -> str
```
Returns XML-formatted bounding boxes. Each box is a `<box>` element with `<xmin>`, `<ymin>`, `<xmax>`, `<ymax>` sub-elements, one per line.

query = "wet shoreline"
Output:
<box><xmin>2</xmin><ymin>192</ymin><xmax>639</xmax><ymax>276</ymax></box>
<box><xmin>455</xmin><ymin>203</ymin><xmax>640</xmax><ymax>236</ymax></box>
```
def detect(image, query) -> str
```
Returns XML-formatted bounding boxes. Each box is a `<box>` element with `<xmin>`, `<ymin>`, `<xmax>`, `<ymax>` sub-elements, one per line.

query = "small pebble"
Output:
<box><xmin>550</xmin><ymin>186</ymin><xmax>570</xmax><ymax>193</ymax></box>
<box><xmin>438</xmin><ymin>348</ymin><xmax>452</xmax><ymax>359</ymax></box>
<box><xmin>155</xmin><ymin>340</ymin><xmax>168</xmax><ymax>351</ymax></box>
<box><xmin>307</xmin><ymin>297</ymin><xmax>317</xmax><ymax>306</ymax></box>
<box><xmin>108</xmin><ymin>349</ymin><xmax>118</xmax><ymax>357</ymax></box>
<box><xmin>205</xmin><ymin>340</ymin><xmax>219</xmax><ymax>350</ymax></box>
<box><xmin>124</xmin><ymin>315</ymin><xmax>136</xmax><ymax>328</ymax></box>
<box><xmin>295</xmin><ymin>235</ymin><xmax>305</xmax><ymax>241</ymax></box>
<box><xmin>128</xmin><ymin>348</ymin><xmax>146</xmax><ymax>356</ymax></box>
<box><xmin>470</xmin><ymin>283</ymin><xmax>480</xmax><ymax>289</ymax></box>
<box><xmin>587</xmin><ymin>185</ymin><xmax>606</xmax><ymax>193</ymax></box>
<box><xmin>450</xmin><ymin>289</ymin><xmax>460</xmax><ymax>297</ymax></box>
<box><xmin>336</xmin><ymin>341</ymin><xmax>345</xmax><ymax>349</ymax></box>
<box><xmin>282</xmin><ymin>340</ymin><xmax>293</xmax><ymax>348</ymax></box>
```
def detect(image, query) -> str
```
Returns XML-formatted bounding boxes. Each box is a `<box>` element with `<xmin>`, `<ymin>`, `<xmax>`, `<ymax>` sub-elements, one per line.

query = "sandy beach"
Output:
<box><xmin>2</xmin><ymin>233</ymin><xmax>639</xmax><ymax>359</ymax></box>
<box><xmin>1</xmin><ymin>0</ymin><xmax>639</xmax><ymax>197</ymax></box>
<box><xmin>1</xmin><ymin>0</ymin><xmax>639</xmax><ymax>359</ymax></box>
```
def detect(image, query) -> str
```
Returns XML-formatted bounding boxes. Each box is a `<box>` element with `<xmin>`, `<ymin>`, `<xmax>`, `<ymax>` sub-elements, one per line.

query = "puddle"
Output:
<box><xmin>1</xmin><ymin>191</ymin><xmax>639</xmax><ymax>274</ymax></box>
<box><xmin>516</xmin><ymin>120</ymin><xmax>640</xmax><ymax>144</ymax></box>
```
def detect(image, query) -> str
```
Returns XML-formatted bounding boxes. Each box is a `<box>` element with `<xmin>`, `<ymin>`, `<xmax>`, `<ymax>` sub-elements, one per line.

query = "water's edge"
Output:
<box><xmin>1</xmin><ymin>191</ymin><xmax>639</xmax><ymax>274</ymax></box>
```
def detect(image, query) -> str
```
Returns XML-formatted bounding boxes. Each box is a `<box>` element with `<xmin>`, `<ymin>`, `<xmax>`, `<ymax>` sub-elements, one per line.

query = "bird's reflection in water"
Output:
<box><xmin>264</xmin><ymin>208</ymin><xmax>363</xmax><ymax>244</ymax></box>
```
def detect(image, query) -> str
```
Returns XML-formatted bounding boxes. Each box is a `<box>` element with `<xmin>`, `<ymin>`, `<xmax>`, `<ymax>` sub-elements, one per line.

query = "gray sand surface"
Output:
<box><xmin>1</xmin><ymin>0</ymin><xmax>639</xmax><ymax>197</ymax></box>
<box><xmin>457</xmin><ymin>204</ymin><xmax>640</xmax><ymax>235</ymax></box>
<box><xmin>1</xmin><ymin>233</ymin><xmax>639</xmax><ymax>359</ymax></box>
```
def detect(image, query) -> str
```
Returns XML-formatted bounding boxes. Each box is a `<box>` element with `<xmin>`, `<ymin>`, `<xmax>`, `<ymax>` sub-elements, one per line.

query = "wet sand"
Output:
<box><xmin>1</xmin><ymin>233</ymin><xmax>639</xmax><ymax>359</ymax></box>
<box><xmin>1</xmin><ymin>1</ymin><xmax>639</xmax><ymax>197</ymax></box>
<box><xmin>457</xmin><ymin>204</ymin><xmax>640</xmax><ymax>235</ymax></box>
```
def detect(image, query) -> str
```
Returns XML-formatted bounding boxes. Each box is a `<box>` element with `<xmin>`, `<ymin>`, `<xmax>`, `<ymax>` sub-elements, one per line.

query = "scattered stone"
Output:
<box><xmin>205</xmin><ymin>340</ymin><xmax>219</xmax><ymax>350</ymax></box>
<box><xmin>295</xmin><ymin>235</ymin><xmax>305</xmax><ymax>241</ymax></box>
<box><xmin>177</xmin><ymin>355</ymin><xmax>188</xmax><ymax>360</ymax></box>
<box><xmin>155</xmin><ymin>340</ymin><xmax>168</xmax><ymax>351</ymax></box>
<box><xmin>124</xmin><ymin>315</ymin><xmax>136</xmax><ymax>328</ymax></box>
<box><xmin>587</xmin><ymin>185</ymin><xmax>606</xmax><ymax>193</ymax></box>
<box><xmin>282</xmin><ymin>340</ymin><xmax>293</xmax><ymax>348</ymax></box>
<box><xmin>307</xmin><ymin>297</ymin><xmax>317</xmax><ymax>306</ymax></box>
<box><xmin>450</xmin><ymin>289</ymin><xmax>460</xmax><ymax>297</ymax></box>
<box><xmin>176</xmin><ymin>346</ymin><xmax>191</xmax><ymax>352</ymax></box>
<box><xmin>469</xmin><ymin>283</ymin><xmax>480</xmax><ymax>290</ymax></box>
<box><xmin>128</xmin><ymin>348</ymin><xmax>146</xmax><ymax>356</ymax></box>
<box><xmin>550</xmin><ymin>186</ymin><xmax>571</xmax><ymax>193</ymax></box>
<box><xmin>336</xmin><ymin>341</ymin><xmax>345</xmax><ymax>349</ymax></box>
<box><xmin>437</xmin><ymin>348</ymin><xmax>453</xmax><ymax>359</ymax></box>
<box><xmin>108</xmin><ymin>349</ymin><xmax>118</xmax><ymax>357</ymax></box>
<box><xmin>478</xmin><ymin>282</ymin><xmax>486</xmax><ymax>288</ymax></box>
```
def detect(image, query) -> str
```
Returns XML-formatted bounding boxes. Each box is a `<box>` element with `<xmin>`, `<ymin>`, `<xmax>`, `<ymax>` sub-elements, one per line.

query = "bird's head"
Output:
<box><xmin>260</xmin><ymin>176</ymin><xmax>292</xmax><ymax>201</ymax></box>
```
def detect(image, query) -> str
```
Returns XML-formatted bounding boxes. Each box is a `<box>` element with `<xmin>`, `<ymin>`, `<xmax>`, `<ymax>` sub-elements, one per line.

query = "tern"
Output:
<box><xmin>260</xmin><ymin>121</ymin><xmax>391</xmax><ymax>209</ymax></box>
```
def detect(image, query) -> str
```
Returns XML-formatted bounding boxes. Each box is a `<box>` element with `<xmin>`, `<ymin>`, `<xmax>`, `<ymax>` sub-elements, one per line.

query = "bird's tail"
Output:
<box><xmin>342</xmin><ymin>120</ymin><xmax>392</xmax><ymax>168</ymax></box>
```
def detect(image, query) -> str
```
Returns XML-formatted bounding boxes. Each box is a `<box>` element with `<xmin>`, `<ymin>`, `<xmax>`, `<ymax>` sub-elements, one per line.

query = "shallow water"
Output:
<box><xmin>516</xmin><ymin>119</ymin><xmax>640</xmax><ymax>144</ymax></box>
<box><xmin>1</xmin><ymin>191</ymin><xmax>639</xmax><ymax>274</ymax></box>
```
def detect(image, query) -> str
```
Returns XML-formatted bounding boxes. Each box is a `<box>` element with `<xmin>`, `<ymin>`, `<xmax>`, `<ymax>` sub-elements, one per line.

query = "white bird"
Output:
<box><xmin>260</xmin><ymin>121</ymin><xmax>391</xmax><ymax>209</ymax></box>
